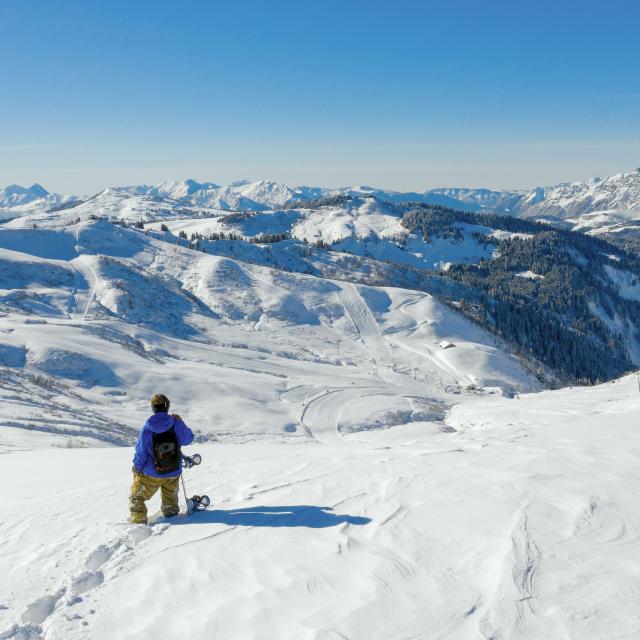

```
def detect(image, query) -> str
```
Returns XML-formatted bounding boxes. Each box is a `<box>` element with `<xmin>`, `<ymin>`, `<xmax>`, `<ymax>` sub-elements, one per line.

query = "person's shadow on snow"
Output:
<box><xmin>172</xmin><ymin>505</ymin><xmax>371</xmax><ymax>528</ymax></box>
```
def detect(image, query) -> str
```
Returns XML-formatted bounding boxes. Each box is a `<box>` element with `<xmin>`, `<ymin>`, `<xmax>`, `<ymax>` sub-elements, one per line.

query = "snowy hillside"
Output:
<box><xmin>2</xmin><ymin>183</ymin><xmax>640</xmax><ymax>639</ymax></box>
<box><xmin>4</xmin><ymin>181</ymin><xmax>640</xmax><ymax>382</ymax></box>
<box><xmin>2</xmin><ymin>368</ymin><xmax>639</xmax><ymax>638</ymax></box>
<box><xmin>145</xmin><ymin>199</ymin><xmax>640</xmax><ymax>381</ymax></box>
<box><xmin>147</xmin><ymin>198</ymin><xmax>497</xmax><ymax>272</ymax></box>
<box><xmin>0</xmin><ymin>218</ymin><xmax>539</xmax><ymax>451</ymax></box>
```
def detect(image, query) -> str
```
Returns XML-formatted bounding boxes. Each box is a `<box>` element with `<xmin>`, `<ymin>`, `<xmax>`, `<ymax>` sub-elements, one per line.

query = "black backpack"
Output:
<box><xmin>152</xmin><ymin>424</ymin><xmax>181</xmax><ymax>474</ymax></box>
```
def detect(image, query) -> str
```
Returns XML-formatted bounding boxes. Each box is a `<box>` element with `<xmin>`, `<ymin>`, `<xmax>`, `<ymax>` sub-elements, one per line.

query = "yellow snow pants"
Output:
<box><xmin>129</xmin><ymin>470</ymin><xmax>180</xmax><ymax>524</ymax></box>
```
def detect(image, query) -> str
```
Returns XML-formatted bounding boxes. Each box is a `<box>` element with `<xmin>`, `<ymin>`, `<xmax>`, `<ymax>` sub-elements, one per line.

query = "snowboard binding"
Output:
<box><xmin>186</xmin><ymin>494</ymin><xmax>211</xmax><ymax>513</ymax></box>
<box><xmin>182</xmin><ymin>453</ymin><xmax>202</xmax><ymax>468</ymax></box>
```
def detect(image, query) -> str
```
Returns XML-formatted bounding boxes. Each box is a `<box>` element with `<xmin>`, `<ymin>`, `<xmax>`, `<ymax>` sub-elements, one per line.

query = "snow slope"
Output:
<box><xmin>2</xmin><ymin>375</ymin><xmax>639</xmax><ymax>639</ymax></box>
<box><xmin>0</xmin><ymin>219</ymin><xmax>536</xmax><ymax>451</ymax></box>
<box><xmin>1</xmin><ymin>185</ymin><xmax>639</xmax><ymax>640</ymax></box>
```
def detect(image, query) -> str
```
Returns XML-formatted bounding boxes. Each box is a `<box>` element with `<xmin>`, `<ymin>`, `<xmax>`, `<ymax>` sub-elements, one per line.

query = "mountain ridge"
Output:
<box><xmin>4</xmin><ymin>167</ymin><xmax>640</xmax><ymax>221</ymax></box>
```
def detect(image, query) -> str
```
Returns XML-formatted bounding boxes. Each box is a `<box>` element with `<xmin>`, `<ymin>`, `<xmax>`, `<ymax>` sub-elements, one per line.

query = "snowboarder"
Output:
<box><xmin>129</xmin><ymin>393</ymin><xmax>195</xmax><ymax>524</ymax></box>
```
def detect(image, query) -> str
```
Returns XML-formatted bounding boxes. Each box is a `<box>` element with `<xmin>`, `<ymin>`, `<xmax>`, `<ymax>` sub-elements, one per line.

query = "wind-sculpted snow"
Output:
<box><xmin>1</xmin><ymin>377</ymin><xmax>639</xmax><ymax>639</ymax></box>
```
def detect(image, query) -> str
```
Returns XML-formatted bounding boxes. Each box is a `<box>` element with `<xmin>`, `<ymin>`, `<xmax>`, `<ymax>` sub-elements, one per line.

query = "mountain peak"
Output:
<box><xmin>29</xmin><ymin>183</ymin><xmax>49</xmax><ymax>197</ymax></box>
<box><xmin>0</xmin><ymin>182</ymin><xmax>51</xmax><ymax>209</ymax></box>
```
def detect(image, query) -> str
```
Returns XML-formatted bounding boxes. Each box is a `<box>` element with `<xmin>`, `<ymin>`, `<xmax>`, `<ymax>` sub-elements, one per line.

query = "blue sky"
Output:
<box><xmin>1</xmin><ymin>0</ymin><xmax>639</xmax><ymax>193</ymax></box>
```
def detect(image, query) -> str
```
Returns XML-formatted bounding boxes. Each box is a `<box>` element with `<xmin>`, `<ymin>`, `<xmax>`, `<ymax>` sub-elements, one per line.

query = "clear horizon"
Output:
<box><xmin>2</xmin><ymin>0</ymin><xmax>639</xmax><ymax>194</ymax></box>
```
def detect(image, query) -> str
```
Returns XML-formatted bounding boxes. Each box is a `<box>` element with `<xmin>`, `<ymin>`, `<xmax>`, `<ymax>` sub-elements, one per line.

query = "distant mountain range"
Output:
<box><xmin>3</xmin><ymin>168</ymin><xmax>640</xmax><ymax>241</ymax></box>
<box><xmin>2</xmin><ymin>169</ymin><xmax>639</xmax><ymax>215</ymax></box>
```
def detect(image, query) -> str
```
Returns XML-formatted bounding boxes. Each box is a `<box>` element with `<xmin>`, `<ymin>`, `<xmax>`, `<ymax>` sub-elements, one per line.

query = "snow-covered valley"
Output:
<box><xmin>1</xmin><ymin>192</ymin><xmax>639</xmax><ymax>639</ymax></box>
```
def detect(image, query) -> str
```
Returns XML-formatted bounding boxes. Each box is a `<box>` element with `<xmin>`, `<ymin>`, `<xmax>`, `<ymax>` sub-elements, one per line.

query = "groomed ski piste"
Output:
<box><xmin>1</xmin><ymin>214</ymin><xmax>639</xmax><ymax>639</ymax></box>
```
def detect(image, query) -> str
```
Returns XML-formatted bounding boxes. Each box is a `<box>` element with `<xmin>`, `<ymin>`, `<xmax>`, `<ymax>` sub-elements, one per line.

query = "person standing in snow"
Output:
<box><xmin>129</xmin><ymin>393</ymin><xmax>194</xmax><ymax>524</ymax></box>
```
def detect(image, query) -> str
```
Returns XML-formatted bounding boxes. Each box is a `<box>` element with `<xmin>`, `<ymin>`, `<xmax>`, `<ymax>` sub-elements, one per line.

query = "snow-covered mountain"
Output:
<box><xmin>429</xmin><ymin>187</ymin><xmax>527</xmax><ymax>215</ymax></box>
<box><xmin>2</xmin><ymin>169</ymin><xmax>640</xmax><ymax>386</ymax></box>
<box><xmin>3</xmin><ymin>167</ymin><xmax>640</xmax><ymax>233</ymax></box>
<box><xmin>0</xmin><ymin>213</ymin><xmax>548</xmax><ymax>449</ymax></box>
<box><xmin>431</xmin><ymin>169</ymin><xmax>640</xmax><ymax>238</ymax></box>
<box><xmin>515</xmin><ymin>169</ymin><xmax>640</xmax><ymax>220</ymax></box>
<box><xmin>145</xmin><ymin>178</ymin><xmax>303</xmax><ymax>211</ymax></box>
<box><xmin>2</xmin><ymin>174</ymin><xmax>640</xmax><ymax>639</ymax></box>
<box><xmin>0</xmin><ymin>183</ymin><xmax>77</xmax><ymax>220</ymax></box>
<box><xmin>0</xmin><ymin>183</ymin><xmax>48</xmax><ymax>207</ymax></box>
<box><xmin>5</xmin><ymin>183</ymin><xmax>639</xmax><ymax>382</ymax></box>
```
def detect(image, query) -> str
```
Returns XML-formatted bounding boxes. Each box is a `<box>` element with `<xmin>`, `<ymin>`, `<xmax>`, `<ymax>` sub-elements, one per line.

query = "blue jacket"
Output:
<box><xmin>133</xmin><ymin>412</ymin><xmax>195</xmax><ymax>478</ymax></box>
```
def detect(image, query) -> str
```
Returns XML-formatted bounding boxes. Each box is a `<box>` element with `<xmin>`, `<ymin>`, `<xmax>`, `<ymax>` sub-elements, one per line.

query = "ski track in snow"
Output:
<box><xmin>338</xmin><ymin>283</ymin><xmax>392</xmax><ymax>371</ymax></box>
<box><xmin>69</xmin><ymin>256</ymin><xmax>98</xmax><ymax>321</ymax></box>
